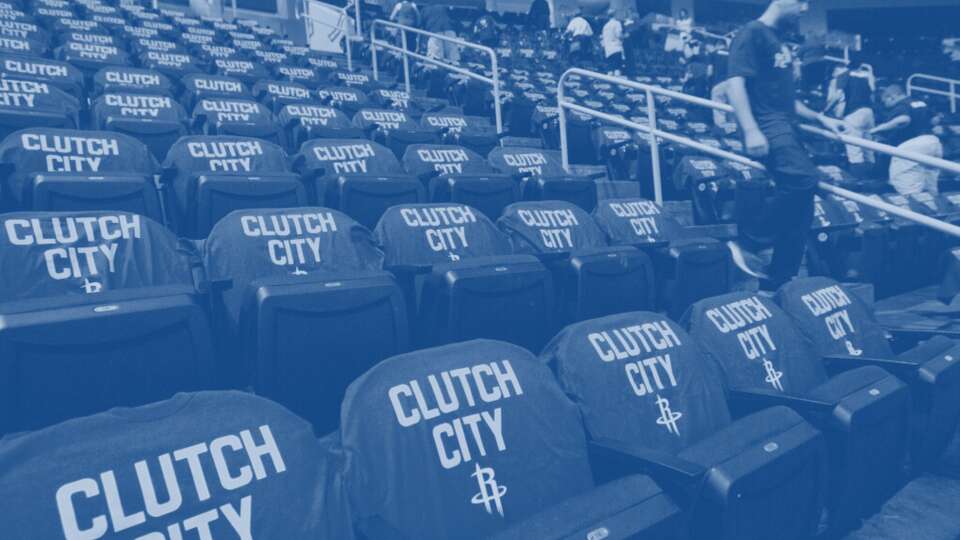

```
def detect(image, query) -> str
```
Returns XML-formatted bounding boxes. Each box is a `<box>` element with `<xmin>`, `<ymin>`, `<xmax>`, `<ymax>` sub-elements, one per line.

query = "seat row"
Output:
<box><xmin>4</xmin><ymin>282</ymin><xmax>960</xmax><ymax>539</ymax></box>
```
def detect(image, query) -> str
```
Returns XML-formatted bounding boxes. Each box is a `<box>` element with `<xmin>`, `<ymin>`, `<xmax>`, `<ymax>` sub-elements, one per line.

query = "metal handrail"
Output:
<box><xmin>369</xmin><ymin>19</ymin><xmax>502</xmax><ymax>133</ymax></box>
<box><xmin>908</xmin><ymin>73</ymin><xmax>959</xmax><ymax>114</ymax></box>
<box><xmin>557</xmin><ymin>67</ymin><xmax>960</xmax><ymax>238</ymax></box>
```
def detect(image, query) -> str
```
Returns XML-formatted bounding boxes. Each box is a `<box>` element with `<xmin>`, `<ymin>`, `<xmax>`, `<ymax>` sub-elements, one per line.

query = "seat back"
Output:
<box><xmin>193</xmin><ymin>98</ymin><xmax>279</xmax><ymax>142</ymax></box>
<box><xmin>279</xmin><ymin>104</ymin><xmax>358</xmax><ymax>149</ymax></box>
<box><xmin>542</xmin><ymin>311</ymin><xmax>731</xmax><ymax>452</ymax></box>
<box><xmin>252</xmin><ymin>79</ymin><xmax>314</xmax><ymax>114</ymax></box>
<box><xmin>487</xmin><ymin>146</ymin><xmax>567</xmax><ymax>179</ymax></box>
<box><xmin>0</xmin><ymin>392</ymin><xmax>356</xmax><ymax>539</ymax></box>
<box><xmin>341</xmin><ymin>340</ymin><xmax>595</xmax><ymax>539</ymax></box>
<box><xmin>685</xmin><ymin>292</ymin><xmax>829</xmax><ymax>394</ymax></box>
<box><xmin>592</xmin><ymin>198</ymin><xmax>684</xmax><ymax>247</ymax></box>
<box><xmin>276</xmin><ymin>65</ymin><xmax>323</xmax><ymax>88</ymax></box>
<box><xmin>0</xmin><ymin>127</ymin><xmax>158</xmax><ymax>213</ymax></box>
<box><xmin>0</xmin><ymin>53</ymin><xmax>85</xmax><ymax>101</ymax></box>
<box><xmin>138</xmin><ymin>50</ymin><xmax>202</xmax><ymax>80</ymax></box>
<box><xmin>92</xmin><ymin>66</ymin><xmax>173</xmax><ymax>98</ymax></box>
<box><xmin>497</xmin><ymin>200</ymin><xmax>607</xmax><ymax>255</ymax></box>
<box><xmin>402</xmin><ymin>143</ymin><xmax>495</xmax><ymax>183</ymax></box>
<box><xmin>0</xmin><ymin>78</ymin><xmax>80</xmax><ymax>141</ymax></box>
<box><xmin>316</xmin><ymin>85</ymin><xmax>369</xmax><ymax>116</ymax></box>
<box><xmin>93</xmin><ymin>93</ymin><xmax>187</xmax><ymax>160</ymax></box>
<box><xmin>213</xmin><ymin>58</ymin><xmax>270</xmax><ymax>86</ymax></box>
<box><xmin>180</xmin><ymin>73</ymin><xmax>249</xmax><ymax>110</ymax></box>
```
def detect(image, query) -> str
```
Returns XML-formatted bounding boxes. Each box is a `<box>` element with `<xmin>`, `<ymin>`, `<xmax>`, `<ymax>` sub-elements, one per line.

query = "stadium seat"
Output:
<box><xmin>424</xmin><ymin>112</ymin><xmax>500</xmax><ymax>156</ymax></box>
<box><xmin>92</xmin><ymin>92</ymin><xmax>189</xmax><ymax>161</ymax></box>
<box><xmin>252</xmin><ymin>79</ymin><xmax>315</xmax><ymax>114</ymax></box>
<box><xmin>55</xmin><ymin>41</ymin><xmax>129</xmax><ymax>79</ymax></box>
<box><xmin>0</xmin><ymin>78</ymin><xmax>80</xmax><ymax>142</ymax></box>
<box><xmin>375</xmin><ymin>203</ymin><xmax>554</xmax><ymax>350</ymax></box>
<box><xmin>542</xmin><ymin>311</ymin><xmax>827</xmax><ymax>540</ymax></box>
<box><xmin>276</xmin><ymin>64</ymin><xmax>324</xmax><ymax>88</ymax></box>
<box><xmin>402</xmin><ymin>143</ymin><xmax>518</xmax><ymax>219</ymax></box>
<box><xmin>0</xmin><ymin>53</ymin><xmax>85</xmax><ymax>102</ymax></box>
<box><xmin>341</xmin><ymin>339</ymin><xmax>684</xmax><ymax>539</ymax></box>
<box><xmin>777</xmin><ymin>277</ymin><xmax>960</xmax><ymax>469</ymax></box>
<box><xmin>498</xmin><ymin>201</ymin><xmax>656</xmax><ymax>325</ymax></box>
<box><xmin>316</xmin><ymin>85</ymin><xmax>370</xmax><ymax>117</ymax></box>
<box><xmin>203</xmin><ymin>207</ymin><xmax>401</xmax><ymax>432</ymax></box>
<box><xmin>0</xmin><ymin>127</ymin><xmax>161</xmax><ymax>220</ymax></box>
<box><xmin>162</xmin><ymin>135</ymin><xmax>306</xmax><ymax>238</ymax></box>
<box><xmin>192</xmin><ymin>97</ymin><xmax>281</xmax><ymax>144</ymax></box>
<box><xmin>279</xmin><ymin>103</ymin><xmax>362</xmax><ymax>151</ymax></box>
<box><xmin>488</xmin><ymin>146</ymin><xmax>598</xmax><ymax>211</ymax></box>
<box><xmin>213</xmin><ymin>58</ymin><xmax>271</xmax><ymax>87</ymax></box>
<box><xmin>180</xmin><ymin>73</ymin><xmax>250</xmax><ymax>111</ymax></box>
<box><xmin>0</xmin><ymin>211</ymin><xmax>214</xmax><ymax>434</ymax></box>
<box><xmin>0</xmin><ymin>391</ymin><xmax>356</xmax><ymax>539</ymax></box>
<box><xmin>137</xmin><ymin>51</ymin><xmax>202</xmax><ymax>83</ymax></box>
<box><xmin>293</xmin><ymin>137</ymin><xmax>424</xmax><ymax>228</ymax></box>
<box><xmin>92</xmin><ymin>66</ymin><xmax>173</xmax><ymax>98</ymax></box>
<box><xmin>592</xmin><ymin>197</ymin><xmax>734</xmax><ymax>318</ymax></box>
<box><xmin>686</xmin><ymin>291</ymin><xmax>912</xmax><ymax>531</ymax></box>
<box><xmin>354</xmin><ymin>108</ymin><xmax>442</xmax><ymax>159</ymax></box>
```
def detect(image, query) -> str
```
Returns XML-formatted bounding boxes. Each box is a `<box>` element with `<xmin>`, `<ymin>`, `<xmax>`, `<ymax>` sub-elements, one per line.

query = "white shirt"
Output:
<box><xmin>566</xmin><ymin>16</ymin><xmax>593</xmax><ymax>37</ymax></box>
<box><xmin>602</xmin><ymin>18</ymin><xmax>623</xmax><ymax>57</ymax></box>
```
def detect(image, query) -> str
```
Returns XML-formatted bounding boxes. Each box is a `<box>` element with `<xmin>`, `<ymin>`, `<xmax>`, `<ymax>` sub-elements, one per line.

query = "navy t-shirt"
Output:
<box><xmin>727</xmin><ymin>21</ymin><xmax>798</xmax><ymax>138</ymax></box>
<box><xmin>884</xmin><ymin>97</ymin><xmax>933</xmax><ymax>147</ymax></box>
<box><xmin>0</xmin><ymin>391</ymin><xmax>356</xmax><ymax>540</ymax></box>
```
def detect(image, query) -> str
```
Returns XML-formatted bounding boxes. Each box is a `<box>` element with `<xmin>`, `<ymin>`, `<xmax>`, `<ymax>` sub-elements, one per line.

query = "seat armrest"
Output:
<box><xmin>820</xmin><ymin>354</ymin><xmax>917</xmax><ymax>381</ymax></box>
<box><xmin>728</xmin><ymin>388</ymin><xmax>834</xmax><ymax>424</ymax></box>
<box><xmin>588</xmin><ymin>437</ymin><xmax>703</xmax><ymax>482</ymax></box>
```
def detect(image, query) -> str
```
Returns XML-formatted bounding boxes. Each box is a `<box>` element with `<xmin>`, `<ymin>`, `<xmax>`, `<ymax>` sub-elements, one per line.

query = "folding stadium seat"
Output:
<box><xmin>0</xmin><ymin>127</ymin><xmax>161</xmax><ymax>219</ymax></box>
<box><xmin>279</xmin><ymin>103</ymin><xmax>361</xmax><ymax>152</ymax></box>
<box><xmin>57</xmin><ymin>30</ymin><xmax>116</xmax><ymax>48</ymax></box>
<box><xmin>0</xmin><ymin>18</ymin><xmax>46</xmax><ymax>44</ymax></box>
<box><xmin>541</xmin><ymin>311</ymin><xmax>827</xmax><ymax>540</ymax></box>
<box><xmin>292</xmin><ymin>138</ymin><xmax>424</xmax><ymax>228</ymax></box>
<box><xmin>0</xmin><ymin>35</ymin><xmax>44</xmax><ymax>56</ymax></box>
<box><xmin>498</xmin><ymin>201</ymin><xmax>656</xmax><ymax>326</ymax></box>
<box><xmin>213</xmin><ymin>58</ymin><xmax>271</xmax><ymax>87</ymax></box>
<box><xmin>192</xmin><ymin>98</ymin><xmax>281</xmax><ymax>145</ymax></box>
<box><xmin>353</xmin><ymin>108</ymin><xmax>442</xmax><ymax>159</ymax></box>
<box><xmin>330</xmin><ymin>70</ymin><xmax>376</xmax><ymax>90</ymax></box>
<box><xmin>593</xmin><ymin>126</ymin><xmax>640</xmax><ymax>181</ymax></box>
<box><xmin>0</xmin><ymin>53</ymin><xmax>85</xmax><ymax>102</ymax></box>
<box><xmin>252</xmin><ymin>79</ymin><xmax>314</xmax><ymax>114</ymax></box>
<box><xmin>197</xmin><ymin>43</ymin><xmax>241</xmax><ymax>62</ymax></box>
<box><xmin>163</xmin><ymin>135</ymin><xmax>306</xmax><ymax>238</ymax></box>
<box><xmin>804</xmin><ymin>193</ymin><xmax>890</xmax><ymax>289</ymax></box>
<box><xmin>92</xmin><ymin>92</ymin><xmax>189</xmax><ymax>161</ymax></box>
<box><xmin>342</xmin><ymin>339</ymin><xmax>684</xmax><ymax>539</ymax></box>
<box><xmin>402</xmin><ymin>143</ymin><xmax>517</xmax><ymax>219</ymax></box>
<box><xmin>592</xmin><ymin>197</ymin><xmax>734</xmax><ymax>318</ymax></box>
<box><xmin>138</xmin><ymin>50</ymin><xmax>203</xmax><ymax>81</ymax></box>
<box><xmin>0</xmin><ymin>79</ymin><xmax>80</xmax><ymax>142</ymax></box>
<box><xmin>375</xmin><ymin>203</ymin><xmax>555</xmax><ymax>349</ymax></box>
<box><xmin>180</xmin><ymin>73</ymin><xmax>249</xmax><ymax>111</ymax></box>
<box><xmin>0</xmin><ymin>211</ymin><xmax>215</xmax><ymax>434</ymax></box>
<box><xmin>317</xmin><ymin>85</ymin><xmax>370</xmax><ymax>117</ymax></box>
<box><xmin>92</xmin><ymin>66</ymin><xmax>173</xmax><ymax>98</ymax></box>
<box><xmin>777</xmin><ymin>277</ymin><xmax>960</xmax><ymax>469</ymax></box>
<box><xmin>488</xmin><ymin>146</ymin><xmax>598</xmax><ymax>212</ymax></box>
<box><xmin>0</xmin><ymin>391</ymin><xmax>355</xmax><ymax>539</ymax></box>
<box><xmin>686</xmin><ymin>292</ymin><xmax>912</xmax><ymax>532</ymax></box>
<box><xmin>204</xmin><ymin>207</ymin><xmax>403</xmax><ymax>432</ymax></box>
<box><xmin>55</xmin><ymin>41</ymin><xmax>130</xmax><ymax>79</ymax></box>
<box><xmin>129</xmin><ymin>36</ymin><xmax>183</xmax><ymax>56</ymax></box>
<box><xmin>275</xmin><ymin>64</ymin><xmax>324</xmax><ymax>88</ymax></box>
<box><xmin>424</xmin><ymin>112</ymin><xmax>500</xmax><ymax>157</ymax></box>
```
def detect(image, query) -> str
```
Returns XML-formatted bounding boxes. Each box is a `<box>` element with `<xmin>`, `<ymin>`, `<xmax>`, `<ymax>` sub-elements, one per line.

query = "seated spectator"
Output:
<box><xmin>871</xmin><ymin>84</ymin><xmax>943</xmax><ymax>195</ymax></box>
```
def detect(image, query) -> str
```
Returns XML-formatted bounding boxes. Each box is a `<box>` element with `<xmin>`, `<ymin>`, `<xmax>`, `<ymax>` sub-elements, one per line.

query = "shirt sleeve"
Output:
<box><xmin>727</xmin><ymin>26</ymin><xmax>760</xmax><ymax>79</ymax></box>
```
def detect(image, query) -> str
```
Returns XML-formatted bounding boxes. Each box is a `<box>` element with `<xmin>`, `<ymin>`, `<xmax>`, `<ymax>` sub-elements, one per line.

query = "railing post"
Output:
<box><xmin>370</xmin><ymin>23</ymin><xmax>379</xmax><ymax>80</ymax></box>
<box><xmin>952</xmin><ymin>81</ymin><xmax>957</xmax><ymax>114</ymax></box>
<box><xmin>491</xmin><ymin>52</ymin><xmax>502</xmax><ymax>133</ymax></box>
<box><xmin>400</xmin><ymin>29</ymin><xmax>411</xmax><ymax>95</ymax></box>
<box><xmin>559</xmin><ymin>78</ymin><xmax>569</xmax><ymax>171</ymax></box>
<box><xmin>354</xmin><ymin>0</ymin><xmax>362</xmax><ymax>38</ymax></box>
<box><xmin>645</xmin><ymin>89</ymin><xmax>664</xmax><ymax>205</ymax></box>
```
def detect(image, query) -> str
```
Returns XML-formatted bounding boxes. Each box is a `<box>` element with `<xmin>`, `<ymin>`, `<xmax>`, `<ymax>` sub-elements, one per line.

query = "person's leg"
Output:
<box><xmin>443</xmin><ymin>30</ymin><xmax>460</xmax><ymax>64</ymax></box>
<box><xmin>843</xmin><ymin>107</ymin><xmax>875</xmax><ymax>165</ymax></box>
<box><xmin>761</xmin><ymin>131</ymin><xmax>819</xmax><ymax>287</ymax></box>
<box><xmin>426</xmin><ymin>36</ymin><xmax>442</xmax><ymax>59</ymax></box>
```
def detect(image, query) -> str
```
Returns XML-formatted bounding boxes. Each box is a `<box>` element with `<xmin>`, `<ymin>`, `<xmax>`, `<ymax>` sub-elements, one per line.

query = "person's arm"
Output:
<box><xmin>870</xmin><ymin>114</ymin><xmax>911</xmax><ymax>135</ymax></box>
<box><xmin>726</xmin><ymin>76</ymin><xmax>768</xmax><ymax>156</ymax></box>
<box><xmin>796</xmin><ymin>100</ymin><xmax>849</xmax><ymax>134</ymax></box>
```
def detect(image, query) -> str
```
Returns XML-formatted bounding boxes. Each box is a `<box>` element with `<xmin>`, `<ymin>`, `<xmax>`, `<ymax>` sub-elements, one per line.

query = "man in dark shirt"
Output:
<box><xmin>726</xmin><ymin>0</ymin><xmax>850</xmax><ymax>289</ymax></box>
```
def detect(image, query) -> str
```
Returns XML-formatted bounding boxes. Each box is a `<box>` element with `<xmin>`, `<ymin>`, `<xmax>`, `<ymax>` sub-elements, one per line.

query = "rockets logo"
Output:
<box><xmin>655</xmin><ymin>394</ymin><xmax>682</xmax><ymax>436</ymax></box>
<box><xmin>291</xmin><ymin>267</ymin><xmax>308</xmax><ymax>276</ymax></box>
<box><xmin>845</xmin><ymin>340</ymin><xmax>863</xmax><ymax>356</ymax></box>
<box><xmin>81</xmin><ymin>278</ymin><xmax>102</xmax><ymax>294</ymax></box>
<box><xmin>470</xmin><ymin>463</ymin><xmax>507</xmax><ymax>517</ymax></box>
<box><xmin>763</xmin><ymin>359</ymin><xmax>784</xmax><ymax>391</ymax></box>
